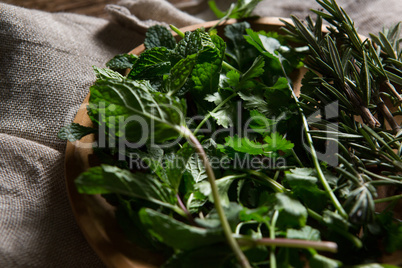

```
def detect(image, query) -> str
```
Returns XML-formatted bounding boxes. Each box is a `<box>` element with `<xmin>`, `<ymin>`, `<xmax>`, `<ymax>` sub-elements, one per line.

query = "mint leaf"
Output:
<box><xmin>144</xmin><ymin>25</ymin><xmax>176</xmax><ymax>50</ymax></box>
<box><xmin>138</xmin><ymin>144</ymin><xmax>194</xmax><ymax>192</ymax></box>
<box><xmin>175</xmin><ymin>30</ymin><xmax>204</xmax><ymax>57</ymax></box>
<box><xmin>166</xmin><ymin>54</ymin><xmax>197</xmax><ymax>94</ymax></box>
<box><xmin>128</xmin><ymin>47</ymin><xmax>171</xmax><ymax>79</ymax></box>
<box><xmin>191</xmin><ymin>45</ymin><xmax>223</xmax><ymax>101</ymax></box>
<box><xmin>196</xmin><ymin>176</ymin><xmax>239</xmax><ymax>208</ymax></box>
<box><xmin>75</xmin><ymin>165</ymin><xmax>176</xmax><ymax>209</ymax></box>
<box><xmin>139</xmin><ymin>208</ymin><xmax>224</xmax><ymax>250</ymax></box>
<box><xmin>186</xmin><ymin>153</ymin><xmax>208</xmax><ymax>183</ymax></box>
<box><xmin>106</xmin><ymin>53</ymin><xmax>138</xmax><ymax>71</ymax></box>
<box><xmin>57</xmin><ymin>123</ymin><xmax>96</xmax><ymax>142</ymax></box>
<box><xmin>93</xmin><ymin>66</ymin><xmax>124</xmax><ymax>81</ymax></box>
<box><xmin>88</xmin><ymin>79</ymin><xmax>185</xmax><ymax>143</ymax></box>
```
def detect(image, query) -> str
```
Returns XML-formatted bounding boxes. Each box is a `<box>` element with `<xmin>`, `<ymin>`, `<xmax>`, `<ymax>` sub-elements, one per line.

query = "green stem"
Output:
<box><xmin>278</xmin><ymin>56</ymin><xmax>348</xmax><ymax>219</ymax></box>
<box><xmin>246</xmin><ymin>170</ymin><xmax>286</xmax><ymax>193</ymax></box>
<box><xmin>184</xmin><ymin>128</ymin><xmax>251</xmax><ymax>268</ymax></box>
<box><xmin>291</xmin><ymin>149</ymin><xmax>304</xmax><ymax>167</ymax></box>
<box><xmin>374</xmin><ymin>194</ymin><xmax>402</xmax><ymax>204</ymax></box>
<box><xmin>270</xmin><ymin>211</ymin><xmax>279</xmax><ymax>268</ymax></box>
<box><xmin>222</xmin><ymin>61</ymin><xmax>242</xmax><ymax>73</ymax></box>
<box><xmin>169</xmin><ymin>24</ymin><xmax>185</xmax><ymax>38</ymax></box>
<box><xmin>193</xmin><ymin>92</ymin><xmax>238</xmax><ymax>135</ymax></box>
<box><xmin>307</xmin><ymin>208</ymin><xmax>362</xmax><ymax>248</ymax></box>
<box><xmin>237</xmin><ymin>236</ymin><xmax>338</xmax><ymax>253</ymax></box>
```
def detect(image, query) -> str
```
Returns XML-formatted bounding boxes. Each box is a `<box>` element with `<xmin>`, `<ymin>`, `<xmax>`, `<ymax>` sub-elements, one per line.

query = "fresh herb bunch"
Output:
<box><xmin>59</xmin><ymin>0</ymin><xmax>402</xmax><ymax>267</ymax></box>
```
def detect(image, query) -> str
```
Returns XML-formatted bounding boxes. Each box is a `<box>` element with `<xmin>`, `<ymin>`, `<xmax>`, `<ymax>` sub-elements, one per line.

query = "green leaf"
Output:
<box><xmin>88</xmin><ymin>79</ymin><xmax>185</xmax><ymax>143</ymax></box>
<box><xmin>196</xmin><ymin>175</ymin><xmax>239</xmax><ymax>208</ymax></box>
<box><xmin>344</xmin><ymin>186</ymin><xmax>375</xmax><ymax>225</ymax></box>
<box><xmin>139</xmin><ymin>208</ymin><xmax>224</xmax><ymax>250</ymax></box>
<box><xmin>286</xmin><ymin>225</ymin><xmax>321</xmax><ymax>241</ymax></box>
<box><xmin>75</xmin><ymin>165</ymin><xmax>176</xmax><ymax>209</ymax></box>
<box><xmin>244</xmin><ymin>29</ymin><xmax>281</xmax><ymax>60</ymax></box>
<box><xmin>128</xmin><ymin>47</ymin><xmax>172</xmax><ymax>79</ymax></box>
<box><xmin>209</xmin><ymin>109</ymin><xmax>235</xmax><ymax>129</ymax></box>
<box><xmin>209</xmin><ymin>0</ymin><xmax>262</xmax><ymax>20</ymax></box>
<box><xmin>309</xmin><ymin>253</ymin><xmax>341</xmax><ymax>268</ymax></box>
<box><xmin>166</xmin><ymin>54</ymin><xmax>197</xmax><ymax>94</ymax></box>
<box><xmin>106</xmin><ymin>54</ymin><xmax>138</xmax><ymax>71</ymax></box>
<box><xmin>175</xmin><ymin>29</ymin><xmax>206</xmax><ymax>58</ymax></box>
<box><xmin>57</xmin><ymin>123</ymin><xmax>96</xmax><ymax>142</ymax></box>
<box><xmin>239</xmin><ymin>206</ymin><xmax>270</xmax><ymax>224</ymax></box>
<box><xmin>186</xmin><ymin>153</ymin><xmax>208</xmax><ymax>183</ymax></box>
<box><xmin>191</xmin><ymin>45</ymin><xmax>223</xmax><ymax>100</ymax></box>
<box><xmin>196</xmin><ymin>203</ymin><xmax>243</xmax><ymax>231</ymax></box>
<box><xmin>165</xmin><ymin>144</ymin><xmax>194</xmax><ymax>191</ymax></box>
<box><xmin>284</xmin><ymin>168</ymin><xmax>328</xmax><ymax>212</ymax></box>
<box><xmin>239</xmin><ymin>77</ymin><xmax>293</xmax><ymax>119</ymax></box>
<box><xmin>272</xmin><ymin>192</ymin><xmax>308</xmax><ymax>228</ymax></box>
<box><xmin>327</xmin><ymin>36</ymin><xmax>345</xmax><ymax>82</ymax></box>
<box><xmin>248</xmin><ymin>110</ymin><xmax>280</xmax><ymax>133</ymax></box>
<box><xmin>322</xmin><ymin>210</ymin><xmax>350</xmax><ymax>231</ymax></box>
<box><xmin>139</xmin><ymin>143</ymin><xmax>194</xmax><ymax>191</ymax></box>
<box><xmin>93</xmin><ymin>66</ymin><xmax>124</xmax><ymax>81</ymax></box>
<box><xmin>224</xmin><ymin>135</ymin><xmax>265</xmax><ymax>155</ymax></box>
<box><xmin>263</xmin><ymin>132</ymin><xmax>294</xmax><ymax>152</ymax></box>
<box><xmin>144</xmin><ymin>25</ymin><xmax>176</xmax><ymax>50</ymax></box>
<box><xmin>241</xmin><ymin>55</ymin><xmax>265</xmax><ymax>83</ymax></box>
<box><xmin>224</xmin><ymin>21</ymin><xmax>258</xmax><ymax>69</ymax></box>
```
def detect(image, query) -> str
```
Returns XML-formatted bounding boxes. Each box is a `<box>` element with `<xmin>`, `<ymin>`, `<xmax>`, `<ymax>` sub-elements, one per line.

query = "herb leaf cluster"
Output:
<box><xmin>59</xmin><ymin>0</ymin><xmax>402</xmax><ymax>267</ymax></box>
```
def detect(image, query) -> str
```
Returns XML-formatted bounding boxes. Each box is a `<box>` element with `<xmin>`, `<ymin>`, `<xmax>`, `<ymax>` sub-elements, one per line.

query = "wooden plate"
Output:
<box><xmin>65</xmin><ymin>17</ymin><xmax>307</xmax><ymax>268</ymax></box>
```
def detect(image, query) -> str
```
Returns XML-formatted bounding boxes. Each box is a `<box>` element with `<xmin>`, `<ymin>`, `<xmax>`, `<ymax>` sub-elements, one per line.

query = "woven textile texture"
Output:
<box><xmin>0</xmin><ymin>0</ymin><xmax>401</xmax><ymax>267</ymax></box>
<box><xmin>0</xmin><ymin>3</ymin><xmax>143</xmax><ymax>267</ymax></box>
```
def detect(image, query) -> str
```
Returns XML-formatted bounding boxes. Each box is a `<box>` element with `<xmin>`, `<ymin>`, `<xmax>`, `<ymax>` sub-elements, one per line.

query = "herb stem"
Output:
<box><xmin>270</xmin><ymin>211</ymin><xmax>279</xmax><ymax>268</ymax></box>
<box><xmin>176</xmin><ymin>194</ymin><xmax>196</xmax><ymax>225</ymax></box>
<box><xmin>222</xmin><ymin>61</ymin><xmax>242</xmax><ymax>73</ymax></box>
<box><xmin>307</xmin><ymin>208</ymin><xmax>362</xmax><ymax>248</ymax></box>
<box><xmin>278</xmin><ymin>56</ymin><xmax>348</xmax><ymax>219</ymax></box>
<box><xmin>374</xmin><ymin>194</ymin><xmax>402</xmax><ymax>204</ymax></box>
<box><xmin>169</xmin><ymin>24</ymin><xmax>185</xmax><ymax>38</ymax></box>
<box><xmin>237</xmin><ymin>236</ymin><xmax>338</xmax><ymax>253</ymax></box>
<box><xmin>185</xmin><ymin>128</ymin><xmax>251</xmax><ymax>268</ymax></box>
<box><xmin>246</xmin><ymin>170</ymin><xmax>286</xmax><ymax>193</ymax></box>
<box><xmin>193</xmin><ymin>92</ymin><xmax>238</xmax><ymax>135</ymax></box>
<box><xmin>291</xmin><ymin>149</ymin><xmax>304</xmax><ymax>167</ymax></box>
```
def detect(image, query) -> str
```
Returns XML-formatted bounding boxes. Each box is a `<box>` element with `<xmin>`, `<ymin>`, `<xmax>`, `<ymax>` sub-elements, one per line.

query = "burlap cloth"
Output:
<box><xmin>0</xmin><ymin>0</ymin><xmax>401</xmax><ymax>267</ymax></box>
